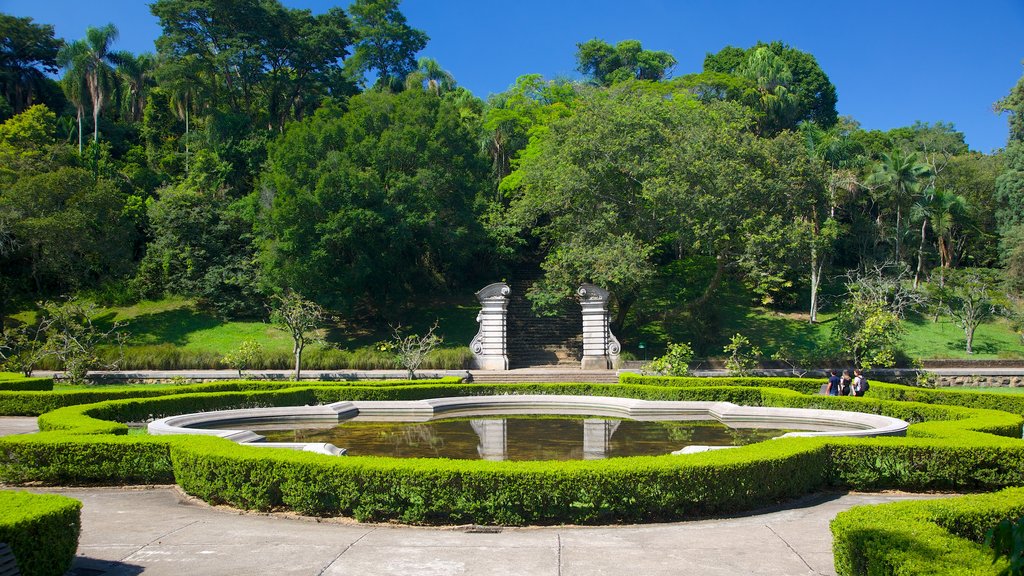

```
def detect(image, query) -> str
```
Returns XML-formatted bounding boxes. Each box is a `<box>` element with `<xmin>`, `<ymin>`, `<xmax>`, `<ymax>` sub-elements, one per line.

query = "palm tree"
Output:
<box><xmin>157</xmin><ymin>54</ymin><xmax>205</xmax><ymax>174</ymax></box>
<box><xmin>911</xmin><ymin>188</ymin><xmax>967</xmax><ymax>287</ymax></box>
<box><xmin>56</xmin><ymin>40</ymin><xmax>89</xmax><ymax>154</ymax></box>
<box><xmin>405</xmin><ymin>57</ymin><xmax>455</xmax><ymax>95</ymax></box>
<box><xmin>113</xmin><ymin>51</ymin><xmax>155</xmax><ymax>123</ymax></box>
<box><xmin>867</xmin><ymin>149</ymin><xmax>932</xmax><ymax>263</ymax></box>
<box><xmin>64</xmin><ymin>24</ymin><xmax>120</xmax><ymax>144</ymax></box>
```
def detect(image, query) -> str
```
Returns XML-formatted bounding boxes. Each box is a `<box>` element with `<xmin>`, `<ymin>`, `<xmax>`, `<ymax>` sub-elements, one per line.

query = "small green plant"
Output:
<box><xmin>986</xmin><ymin>516</ymin><xmax>1024</xmax><ymax>576</ymax></box>
<box><xmin>723</xmin><ymin>333</ymin><xmax>761</xmax><ymax>376</ymax></box>
<box><xmin>222</xmin><ymin>339</ymin><xmax>264</xmax><ymax>377</ymax></box>
<box><xmin>643</xmin><ymin>341</ymin><xmax>693</xmax><ymax>376</ymax></box>
<box><xmin>382</xmin><ymin>321</ymin><xmax>443</xmax><ymax>379</ymax></box>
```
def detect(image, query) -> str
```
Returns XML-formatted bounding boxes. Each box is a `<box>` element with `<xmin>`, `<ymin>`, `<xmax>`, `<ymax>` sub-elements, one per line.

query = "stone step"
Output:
<box><xmin>468</xmin><ymin>370</ymin><xmax>620</xmax><ymax>384</ymax></box>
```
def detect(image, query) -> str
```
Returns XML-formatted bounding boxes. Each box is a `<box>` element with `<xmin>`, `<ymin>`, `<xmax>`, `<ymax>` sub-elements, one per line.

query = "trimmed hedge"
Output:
<box><xmin>0</xmin><ymin>376</ymin><xmax>464</xmax><ymax>416</ymax></box>
<box><xmin>2</xmin><ymin>378</ymin><xmax>1023</xmax><ymax>527</ymax></box>
<box><xmin>831</xmin><ymin>487</ymin><xmax>1024</xmax><ymax>575</ymax></box>
<box><xmin>0</xmin><ymin>377</ymin><xmax>53</xmax><ymax>392</ymax></box>
<box><xmin>0</xmin><ymin>490</ymin><xmax>81</xmax><ymax>576</ymax></box>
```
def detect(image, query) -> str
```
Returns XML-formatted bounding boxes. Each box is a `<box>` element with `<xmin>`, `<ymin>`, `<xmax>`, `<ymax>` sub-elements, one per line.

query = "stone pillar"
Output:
<box><xmin>582</xmin><ymin>419</ymin><xmax>620</xmax><ymax>460</ymax></box>
<box><xmin>470</xmin><ymin>282</ymin><xmax>510</xmax><ymax>370</ymax></box>
<box><xmin>577</xmin><ymin>284</ymin><xmax>622</xmax><ymax>370</ymax></box>
<box><xmin>471</xmin><ymin>419</ymin><xmax>507</xmax><ymax>461</ymax></box>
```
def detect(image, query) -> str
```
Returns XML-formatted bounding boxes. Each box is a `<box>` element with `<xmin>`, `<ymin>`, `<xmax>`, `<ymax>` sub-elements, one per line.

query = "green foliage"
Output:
<box><xmin>257</xmin><ymin>90</ymin><xmax>490</xmax><ymax>314</ymax></box>
<box><xmin>5</xmin><ymin>376</ymin><xmax>1024</xmax><ymax>529</ymax></box>
<box><xmin>987</xmin><ymin>516</ymin><xmax>1024</xmax><ymax>576</ymax></box>
<box><xmin>133</xmin><ymin>182</ymin><xmax>264</xmax><ymax>316</ymax></box>
<box><xmin>643</xmin><ymin>341</ymin><xmax>694</xmax><ymax>376</ymax></box>
<box><xmin>723</xmin><ymin>333</ymin><xmax>761</xmax><ymax>376</ymax></box>
<box><xmin>0</xmin><ymin>490</ymin><xmax>80</xmax><ymax>576</ymax></box>
<box><xmin>0</xmin><ymin>15</ymin><xmax>63</xmax><ymax>120</ymax></box>
<box><xmin>575</xmin><ymin>38</ymin><xmax>677</xmax><ymax>86</ymax></box>
<box><xmin>36</xmin><ymin>299</ymin><xmax>127</xmax><ymax>384</ymax></box>
<box><xmin>382</xmin><ymin>321</ymin><xmax>443</xmax><ymax>379</ymax></box>
<box><xmin>344</xmin><ymin>0</ymin><xmax>428</xmax><ymax>90</ymax></box>
<box><xmin>704</xmin><ymin>41</ymin><xmax>837</xmax><ymax>130</ymax></box>
<box><xmin>222</xmin><ymin>339</ymin><xmax>263</xmax><ymax>377</ymax></box>
<box><xmin>0</xmin><ymin>167</ymin><xmax>134</xmax><ymax>292</ymax></box>
<box><xmin>832</xmin><ymin>489</ymin><xmax>1024</xmax><ymax>576</ymax></box>
<box><xmin>151</xmin><ymin>0</ymin><xmax>355</xmax><ymax>128</ymax></box>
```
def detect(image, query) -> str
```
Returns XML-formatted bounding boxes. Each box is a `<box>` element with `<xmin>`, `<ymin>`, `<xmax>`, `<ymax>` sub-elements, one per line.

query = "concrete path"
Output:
<box><xmin>21</xmin><ymin>486</ymin><xmax>942</xmax><ymax>576</ymax></box>
<box><xmin>0</xmin><ymin>416</ymin><xmax>38</xmax><ymax>436</ymax></box>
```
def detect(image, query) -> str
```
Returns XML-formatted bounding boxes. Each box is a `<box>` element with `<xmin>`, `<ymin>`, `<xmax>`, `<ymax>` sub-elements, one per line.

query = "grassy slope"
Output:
<box><xmin>10</xmin><ymin>293</ymin><xmax>1024</xmax><ymax>362</ymax></box>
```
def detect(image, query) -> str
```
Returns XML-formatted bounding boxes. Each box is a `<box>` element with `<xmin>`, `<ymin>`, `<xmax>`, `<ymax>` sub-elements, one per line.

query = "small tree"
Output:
<box><xmin>644</xmin><ymin>342</ymin><xmax>694</xmax><ymax>377</ymax></box>
<box><xmin>942</xmin><ymin>270</ymin><xmax>1001</xmax><ymax>355</ymax></box>
<box><xmin>222</xmin><ymin>339</ymin><xmax>264</xmax><ymax>378</ymax></box>
<box><xmin>271</xmin><ymin>291</ymin><xmax>329</xmax><ymax>381</ymax></box>
<box><xmin>723</xmin><ymin>333</ymin><xmax>761</xmax><ymax>376</ymax></box>
<box><xmin>38</xmin><ymin>299</ymin><xmax>127</xmax><ymax>384</ymax></box>
<box><xmin>385</xmin><ymin>321</ymin><xmax>442</xmax><ymax>380</ymax></box>
<box><xmin>0</xmin><ymin>322</ymin><xmax>50</xmax><ymax>376</ymax></box>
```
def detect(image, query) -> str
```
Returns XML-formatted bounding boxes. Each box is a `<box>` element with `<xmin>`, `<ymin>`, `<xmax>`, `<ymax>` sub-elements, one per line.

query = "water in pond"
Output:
<box><xmin>255</xmin><ymin>417</ymin><xmax>789</xmax><ymax>461</ymax></box>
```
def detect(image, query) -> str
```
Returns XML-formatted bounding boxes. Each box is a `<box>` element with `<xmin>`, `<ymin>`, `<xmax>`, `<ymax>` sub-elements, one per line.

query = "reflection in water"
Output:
<box><xmin>259</xmin><ymin>417</ymin><xmax>789</xmax><ymax>461</ymax></box>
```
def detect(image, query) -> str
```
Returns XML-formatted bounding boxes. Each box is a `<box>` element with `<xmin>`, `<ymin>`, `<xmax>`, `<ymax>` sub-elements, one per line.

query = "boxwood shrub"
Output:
<box><xmin>831</xmin><ymin>487</ymin><xmax>1024</xmax><ymax>575</ymax></box>
<box><xmin>0</xmin><ymin>490</ymin><xmax>81</xmax><ymax>576</ymax></box>
<box><xmin>2</xmin><ymin>376</ymin><xmax>1024</xmax><ymax>528</ymax></box>
<box><xmin>0</xmin><ymin>377</ymin><xmax>53</xmax><ymax>392</ymax></box>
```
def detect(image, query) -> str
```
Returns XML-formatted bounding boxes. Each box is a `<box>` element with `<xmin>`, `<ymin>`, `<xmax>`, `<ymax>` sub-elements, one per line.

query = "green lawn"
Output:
<box><xmin>9</xmin><ymin>293</ymin><xmax>1024</xmax><ymax>364</ymax></box>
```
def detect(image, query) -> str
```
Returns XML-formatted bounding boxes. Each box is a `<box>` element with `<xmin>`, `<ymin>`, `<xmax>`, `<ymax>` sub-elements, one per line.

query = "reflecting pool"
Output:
<box><xmin>239</xmin><ymin>417</ymin><xmax>791</xmax><ymax>461</ymax></box>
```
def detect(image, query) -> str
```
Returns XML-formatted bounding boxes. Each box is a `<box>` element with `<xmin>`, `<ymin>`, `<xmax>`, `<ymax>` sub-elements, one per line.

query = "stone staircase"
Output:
<box><xmin>505</xmin><ymin>275</ymin><xmax>582</xmax><ymax>368</ymax></box>
<box><xmin>468</xmin><ymin>369</ymin><xmax>620</xmax><ymax>384</ymax></box>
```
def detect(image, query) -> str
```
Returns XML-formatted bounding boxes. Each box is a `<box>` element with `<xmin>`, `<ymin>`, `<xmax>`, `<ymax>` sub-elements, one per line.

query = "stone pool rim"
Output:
<box><xmin>147</xmin><ymin>395</ymin><xmax>909</xmax><ymax>456</ymax></box>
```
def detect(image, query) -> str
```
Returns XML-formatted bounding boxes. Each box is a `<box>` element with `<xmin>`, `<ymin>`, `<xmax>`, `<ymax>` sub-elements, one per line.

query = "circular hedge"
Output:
<box><xmin>1</xmin><ymin>377</ymin><xmax>1023</xmax><ymax>525</ymax></box>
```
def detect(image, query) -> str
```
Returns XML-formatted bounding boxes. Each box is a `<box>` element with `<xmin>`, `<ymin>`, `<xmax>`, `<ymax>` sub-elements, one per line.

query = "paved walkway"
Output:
<box><xmin>19</xmin><ymin>486</ymin><xmax>943</xmax><ymax>576</ymax></box>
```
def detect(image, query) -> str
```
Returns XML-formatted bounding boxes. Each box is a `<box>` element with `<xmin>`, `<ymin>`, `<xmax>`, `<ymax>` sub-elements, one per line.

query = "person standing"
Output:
<box><xmin>827</xmin><ymin>370</ymin><xmax>841</xmax><ymax>396</ymax></box>
<box><xmin>852</xmin><ymin>369</ymin><xmax>868</xmax><ymax>397</ymax></box>
<box><xmin>840</xmin><ymin>370</ymin><xmax>853</xmax><ymax>396</ymax></box>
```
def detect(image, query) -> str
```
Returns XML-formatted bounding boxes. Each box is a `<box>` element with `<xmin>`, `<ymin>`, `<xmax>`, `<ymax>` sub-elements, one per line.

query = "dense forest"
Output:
<box><xmin>1</xmin><ymin>0</ymin><xmax>1022</xmax><ymax>370</ymax></box>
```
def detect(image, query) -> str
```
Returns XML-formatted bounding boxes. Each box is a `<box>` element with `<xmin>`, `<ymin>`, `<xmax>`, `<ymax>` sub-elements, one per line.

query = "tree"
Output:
<box><xmin>271</xmin><ymin>291</ymin><xmax>329</xmax><ymax>381</ymax></box>
<box><xmin>151</xmin><ymin>0</ymin><xmax>355</xmax><ymax>128</ymax></box>
<box><xmin>910</xmin><ymin>188</ymin><xmax>967</xmax><ymax>285</ymax></box>
<box><xmin>56</xmin><ymin>41</ymin><xmax>89</xmax><ymax>154</ymax></box>
<box><xmin>38</xmin><ymin>299</ymin><xmax>127</xmax><ymax>384</ymax></box>
<box><xmin>133</xmin><ymin>173</ymin><xmax>263</xmax><ymax>317</ymax></box>
<box><xmin>867</xmin><ymin>149</ymin><xmax>933</xmax><ymax>263</ymax></box>
<box><xmin>60</xmin><ymin>24</ymin><xmax>121</xmax><ymax>144</ymax></box>
<box><xmin>114</xmin><ymin>51</ymin><xmax>155</xmax><ymax>122</ymax></box>
<box><xmin>482</xmin><ymin>74</ymin><xmax>577</xmax><ymax>197</ymax></box>
<box><xmin>941</xmin><ymin>270</ymin><xmax>1001</xmax><ymax>355</ymax></box>
<box><xmin>0</xmin><ymin>15</ymin><xmax>63</xmax><ymax>119</ymax></box>
<box><xmin>344</xmin><ymin>0</ymin><xmax>427</xmax><ymax>90</ymax></box>
<box><xmin>575</xmin><ymin>39</ymin><xmax>676</xmax><ymax>86</ymax></box>
<box><xmin>0</xmin><ymin>167</ymin><xmax>133</xmax><ymax>292</ymax></box>
<box><xmin>405</xmin><ymin>57</ymin><xmax>454</xmax><ymax>94</ymax></box>
<box><xmin>704</xmin><ymin>41</ymin><xmax>838</xmax><ymax>129</ymax></box>
<box><xmin>503</xmin><ymin>85</ymin><xmax>820</xmax><ymax>330</ymax></box>
<box><xmin>258</xmin><ymin>91</ymin><xmax>490</xmax><ymax>315</ymax></box>
<box><xmin>384</xmin><ymin>321</ymin><xmax>442</xmax><ymax>379</ymax></box>
<box><xmin>736</xmin><ymin>46</ymin><xmax>800</xmax><ymax>135</ymax></box>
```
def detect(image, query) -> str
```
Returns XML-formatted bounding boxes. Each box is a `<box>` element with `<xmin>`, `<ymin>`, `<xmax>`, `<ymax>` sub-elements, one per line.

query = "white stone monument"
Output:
<box><xmin>470</xmin><ymin>282</ymin><xmax>510</xmax><ymax>370</ymax></box>
<box><xmin>578</xmin><ymin>284</ymin><xmax>622</xmax><ymax>370</ymax></box>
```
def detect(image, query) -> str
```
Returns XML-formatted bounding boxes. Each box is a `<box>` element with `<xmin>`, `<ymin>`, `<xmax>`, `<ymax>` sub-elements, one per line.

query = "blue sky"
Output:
<box><xmin>5</xmin><ymin>0</ymin><xmax>1023</xmax><ymax>152</ymax></box>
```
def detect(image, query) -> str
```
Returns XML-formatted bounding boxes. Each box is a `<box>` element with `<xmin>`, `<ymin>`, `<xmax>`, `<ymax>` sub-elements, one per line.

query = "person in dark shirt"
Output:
<box><xmin>827</xmin><ymin>370</ymin><xmax>841</xmax><ymax>396</ymax></box>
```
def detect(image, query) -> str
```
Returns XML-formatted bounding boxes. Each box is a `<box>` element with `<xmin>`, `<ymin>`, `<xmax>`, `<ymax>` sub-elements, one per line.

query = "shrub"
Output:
<box><xmin>0</xmin><ymin>377</ymin><xmax>53</xmax><ymax>391</ymax></box>
<box><xmin>832</xmin><ymin>488</ymin><xmax>1024</xmax><ymax>575</ymax></box>
<box><xmin>643</xmin><ymin>341</ymin><xmax>693</xmax><ymax>376</ymax></box>
<box><xmin>0</xmin><ymin>490</ymin><xmax>81</xmax><ymax>576</ymax></box>
<box><xmin>4</xmin><ymin>376</ymin><xmax>1024</xmax><ymax>528</ymax></box>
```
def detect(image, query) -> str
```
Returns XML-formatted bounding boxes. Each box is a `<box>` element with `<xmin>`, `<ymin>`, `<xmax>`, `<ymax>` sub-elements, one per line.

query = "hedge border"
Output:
<box><xmin>2</xmin><ymin>377</ymin><xmax>1023</xmax><ymax>526</ymax></box>
<box><xmin>0</xmin><ymin>490</ymin><xmax>81</xmax><ymax>576</ymax></box>
<box><xmin>831</xmin><ymin>487</ymin><xmax>1024</xmax><ymax>575</ymax></box>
